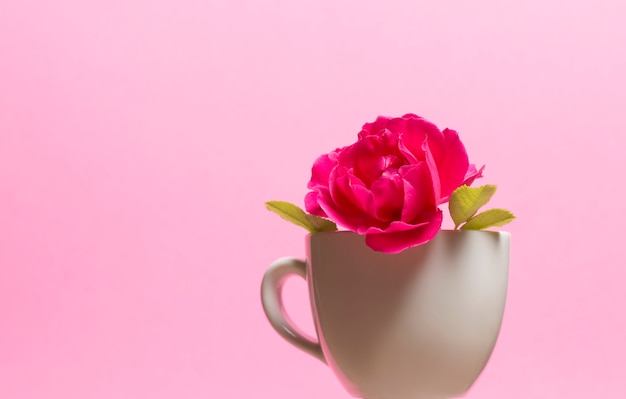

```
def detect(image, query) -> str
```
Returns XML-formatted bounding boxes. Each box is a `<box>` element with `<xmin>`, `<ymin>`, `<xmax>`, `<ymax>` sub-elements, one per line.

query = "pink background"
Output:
<box><xmin>1</xmin><ymin>0</ymin><xmax>625</xmax><ymax>398</ymax></box>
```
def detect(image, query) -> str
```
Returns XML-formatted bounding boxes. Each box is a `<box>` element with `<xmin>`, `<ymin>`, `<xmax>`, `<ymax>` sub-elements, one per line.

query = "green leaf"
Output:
<box><xmin>265</xmin><ymin>201</ymin><xmax>337</xmax><ymax>233</ymax></box>
<box><xmin>304</xmin><ymin>213</ymin><xmax>338</xmax><ymax>232</ymax></box>
<box><xmin>449</xmin><ymin>185</ymin><xmax>498</xmax><ymax>228</ymax></box>
<box><xmin>460</xmin><ymin>208</ymin><xmax>516</xmax><ymax>230</ymax></box>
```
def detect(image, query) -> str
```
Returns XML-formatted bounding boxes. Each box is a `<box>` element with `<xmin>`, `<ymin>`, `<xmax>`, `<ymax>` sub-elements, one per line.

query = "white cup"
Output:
<box><xmin>261</xmin><ymin>230</ymin><xmax>510</xmax><ymax>399</ymax></box>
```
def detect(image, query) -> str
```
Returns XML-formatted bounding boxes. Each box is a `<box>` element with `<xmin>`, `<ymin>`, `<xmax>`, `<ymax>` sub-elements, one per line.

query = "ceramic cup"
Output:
<box><xmin>261</xmin><ymin>230</ymin><xmax>510</xmax><ymax>399</ymax></box>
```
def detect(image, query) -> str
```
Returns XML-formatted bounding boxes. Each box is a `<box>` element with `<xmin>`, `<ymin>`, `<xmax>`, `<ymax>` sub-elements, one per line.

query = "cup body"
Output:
<box><xmin>306</xmin><ymin>230</ymin><xmax>509</xmax><ymax>399</ymax></box>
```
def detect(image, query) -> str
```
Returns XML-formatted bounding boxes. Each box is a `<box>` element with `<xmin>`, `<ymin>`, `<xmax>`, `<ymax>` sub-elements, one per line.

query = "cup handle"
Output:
<box><xmin>261</xmin><ymin>257</ymin><xmax>326</xmax><ymax>363</ymax></box>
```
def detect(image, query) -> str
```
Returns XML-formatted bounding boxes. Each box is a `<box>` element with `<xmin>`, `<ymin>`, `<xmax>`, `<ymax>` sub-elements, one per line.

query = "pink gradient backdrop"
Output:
<box><xmin>1</xmin><ymin>0</ymin><xmax>625</xmax><ymax>397</ymax></box>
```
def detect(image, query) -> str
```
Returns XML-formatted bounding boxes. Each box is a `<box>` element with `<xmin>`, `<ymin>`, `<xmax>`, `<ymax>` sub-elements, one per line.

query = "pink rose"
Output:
<box><xmin>305</xmin><ymin>114</ymin><xmax>483</xmax><ymax>253</ymax></box>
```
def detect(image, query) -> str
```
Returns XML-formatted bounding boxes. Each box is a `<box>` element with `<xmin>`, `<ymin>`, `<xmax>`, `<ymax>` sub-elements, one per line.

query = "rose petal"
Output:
<box><xmin>422</xmin><ymin>138</ymin><xmax>442</xmax><ymax>205</ymax></box>
<box><xmin>304</xmin><ymin>190</ymin><xmax>327</xmax><ymax>217</ymax></box>
<box><xmin>395</xmin><ymin>115</ymin><xmax>444</xmax><ymax>163</ymax></box>
<box><xmin>359</xmin><ymin>115</ymin><xmax>393</xmax><ymax>138</ymax></box>
<box><xmin>348</xmin><ymin>137</ymin><xmax>385</xmax><ymax>185</ymax></box>
<box><xmin>328</xmin><ymin>170</ymin><xmax>359</xmax><ymax>212</ymax></box>
<box><xmin>370</xmin><ymin>171</ymin><xmax>404</xmax><ymax>221</ymax></box>
<box><xmin>401</xmin><ymin>113</ymin><xmax>419</xmax><ymax>119</ymax></box>
<box><xmin>317</xmin><ymin>194</ymin><xmax>378</xmax><ymax>232</ymax></box>
<box><xmin>363</xmin><ymin>218</ymin><xmax>429</xmax><ymax>234</ymax></box>
<box><xmin>340</xmin><ymin>135</ymin><xmax>404</xmax><ymax>186</ymax></box>
<box><xmin>364</xmin><ymin>210</ymin><xmax>443</xmax><ymax>253</ymax></box>
<box><xmin>308</xmin><ymin>151</ymin><xmax>339</xmax><ymax>189</ymax></box>
<box><xmin>436</xmin><ymin>128</ymin><xmax>471</xmax><ymax>202</ymax></box>
<box><xmin>346</xmin><ymin>172</ymin><xmax>377</xmax><ymax>216</ymax></box>
<box><xmin>324</xmin><ymin>168</ymin><xmax>379</xmax><ymax>231</ymax></box>
<box><xmin>317</xmin><ymin>173</ymin><xmax>372</xmax><ymax>231</ymax></box>
<box><xmin>398</xmin><ymin>163</ymin><xmax>432</xmax><ymax>223</ymax></box>
<box><xmin>462</xmin><ymin>164</ymin><xmax>485</xmax><ymax>187</ymax></box>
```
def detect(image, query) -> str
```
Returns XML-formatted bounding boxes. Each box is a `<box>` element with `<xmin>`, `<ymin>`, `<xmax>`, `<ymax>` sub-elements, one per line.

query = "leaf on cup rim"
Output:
<box><xmin>304</xmin><ymin>213</ymin><xmax>338</xmax><ymax>232</ymax></box>
<box><xmin>449</xmin><ymin>184</ymin><xmax>498</xmax><ymax>229</ymax></box>
<box><xmin>266</xmin><ymin>201</ymin><xmax>337</xmax><ymax>233</ymax></box>
<box><xmin>460</xmin><ymin>208</ymin><xmax>516</xmax><ymax>230</ymax></box>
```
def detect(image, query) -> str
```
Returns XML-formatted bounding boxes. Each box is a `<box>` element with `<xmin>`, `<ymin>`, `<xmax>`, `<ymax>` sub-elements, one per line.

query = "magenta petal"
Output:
<box><xmin>346</xmin><ymin>172</ymin><xmax>376</xmax><ymax>215</ymax></box>
<box><xmin>324</xmin><ymin>168</ymin><xmax>378</xmax><ymax>230</ymax></box>
<box><xmin>364</xmin><ymin>210</ymin><xmax>443</xmax><ymax>254</ymax></box>
<box><xmin>304</xmin><ymin>190</ymin><xmax>327</xmax><ymax>217</ymax></box>
<box><xmin>401</xmin><ymin>113</ymin><xmax>419</xmax><ymax>119</ymax></box>
<box><xmin>422</xmin><ymin>138</ymin><xmax>441</xmax><ymax>205</ymax></box>
<box><xmin>308</xmin><ymin>152</ymin><xmax>339</xmax><ymax>189</ymax></box>
<box><xmin>363</xmin><ymin>218</ymin><xmax>430</xmax><ymax>234</ymax></box>
<box><xmin>437</xmin><ymin>128</ymin><xmax>470</xmax><ymax>202</ymax></box>
<box><xmin>398</xmin><ymin>163</ymin><xmax>431</xmax><ymax>223</ymax></box>
<box><xmin>343</xmin><ymin>137</ymin><xmax>385</xmax><ymax>186</ymax></box>
<box><xmin>316</xmin><ymin>178</ymin><xmax>367</xmax><ymax>231</ymax></box>
<box><xmin>370</xmin><ymin>172</ymin><xmax>404</xmax><ymax>221</ymax></box>
<box><xmin>328</xmin><ymin>168</ymin><xmax>371</xmax><ymax>214</ymax></box>
<box><xmin>329</xmin><ymin>172</ymin><xmax>358</xmax><ymax>212</ymax></box>
<box><xmin>462</xmin><ymin>164</ymin><xmax>485</xmax><ymax>187</ymax></box>
<box><xmin>398</xmin><ymin>140</ymin><xmax>419</xmax><ymax>163</ymax></box>
<box><xmin>316</xmin><ymin>198</ymin><xmax>359</xmax><ymax>231</ymax></box>
<box><xmin>317</xmin><ymin>195</ymin><xmax>374</xmax><ymax>232</ymax></box>
<box><xmin>395</xmin><ymin>115</ymin><xmax>444</xmax><ymax>163</ymax></box>
<box><xmin>359</xmin><ymin>115</ymin><xmax>393</xmax><ymax>138</ymax></box>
